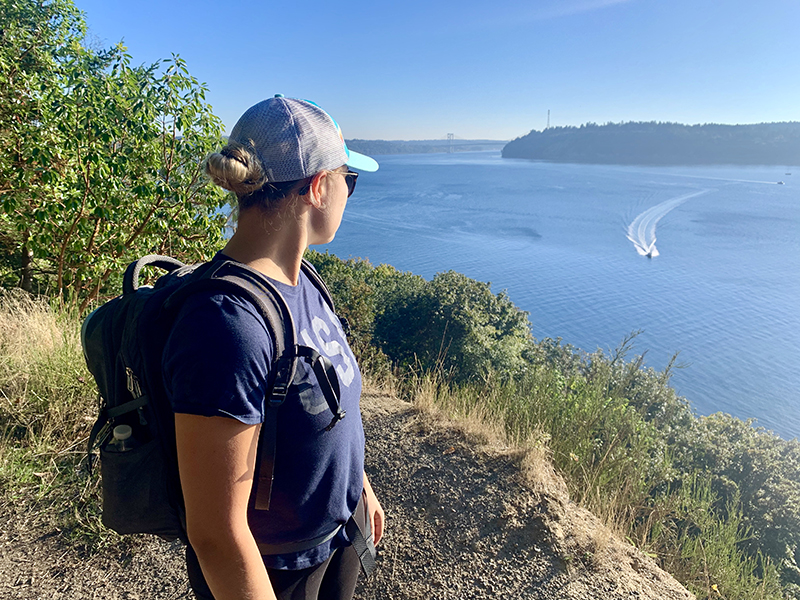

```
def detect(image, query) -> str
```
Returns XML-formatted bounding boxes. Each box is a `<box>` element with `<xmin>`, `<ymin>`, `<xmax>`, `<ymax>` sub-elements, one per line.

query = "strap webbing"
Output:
<box><xmin>345</xmin><ymin>491</ymin><xmax>377</xmax><ymax>577</ymax></box>
<box><xmin>296</xmin><ymin>346</ymin><xmax>345</xmax><ymax>431</ymax></box>
<box><xmin>254</xmin><ymin>352</ymin><xmax>294</xmax><ymax>511</ymax></box>
<box><xmin>257</xmin><ymin>523</ymin><xmax>344</xmax><ymax>555</ymax></box>
<box><xmin>299</xmin><ymin>259</ymin><xmax>335</xmax><ymax>313</ymax></box>
<box><xmin>254</xmin><ymin>406</ymin><xmax>279</xmax><ymax>511</ymax></box>
<box><xmin>346</xmin><ymin>519</ymin><xmax>377</xmax><ymax>577</ymax></box>
<box><xmin>107</xmin><ymin>395</ymin><xmax>148</xmax><ymax>418</ymax></box>
<box><xmin>85</xmin><ymin>405</ymin><xmax>108</xmax><ymax>473</ymax></box>
<box><xmin>254</xmin><ymin>345</ymin><xmax>345</xmax><ymax>511</ymax></box>
<box><xmin>258</xmin><ymin>490</ymin><xmax>377</xmax><ymax>578</ymax></box>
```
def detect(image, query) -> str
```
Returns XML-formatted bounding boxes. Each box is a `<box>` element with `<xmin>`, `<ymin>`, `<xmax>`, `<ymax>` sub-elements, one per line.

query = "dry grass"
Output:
<box><xmin>0</xmin><ymin>291</ymin><xmax>105</xmax><ymax>546</ymax></box>
<box><xmin>0</xmin><ymin>290</ymin><xmax>91</xmax><ymax>447</ymax></box>
<box><xmin>403</xmin><ymin>370</ymin><xmax>570</xmax><ymax>500</ymax></box>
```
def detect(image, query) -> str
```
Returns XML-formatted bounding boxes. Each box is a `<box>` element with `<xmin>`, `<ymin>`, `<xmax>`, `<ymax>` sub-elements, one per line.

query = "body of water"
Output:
<box><xmin>320</xmin><ymin>151</ymin><xmax>800</xmax><ymax>440</ymax></box>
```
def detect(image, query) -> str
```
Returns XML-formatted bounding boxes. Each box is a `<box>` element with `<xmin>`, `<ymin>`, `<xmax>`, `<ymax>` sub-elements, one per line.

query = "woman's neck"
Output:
<box><xmin>222</xmin><ymin>204</ymin><xmax>309</xmax><ymax>286</ymax></box>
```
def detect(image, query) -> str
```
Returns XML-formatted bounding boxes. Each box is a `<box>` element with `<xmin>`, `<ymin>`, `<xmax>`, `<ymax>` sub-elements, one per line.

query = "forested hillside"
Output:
<box><xmin>502</xmin><ymin>121</ymin><xmax>800</xmax><ymax>165</ymax></box>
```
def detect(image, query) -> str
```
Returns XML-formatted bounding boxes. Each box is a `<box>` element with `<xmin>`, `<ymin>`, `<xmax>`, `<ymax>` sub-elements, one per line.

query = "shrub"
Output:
<box><xmin>306</xmin><ymin>251</ymin><xmax>535</xmax><ymax>384</ymax></box>
<box><xmin>669</xmin><ymin>413</ymin><xmax>800</xmax><ymax>588</ymax></box>
<box><xmin>374</xmin><ymin>270</ymin><xmax>533</xmax><ymax>383</ymax></box>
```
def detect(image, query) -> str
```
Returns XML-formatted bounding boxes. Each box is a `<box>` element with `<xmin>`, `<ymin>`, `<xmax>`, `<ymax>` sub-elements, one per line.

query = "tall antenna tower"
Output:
<box><xmin>547</xmin><ymin>110</ymin><xmax>550</xmax><ymax>129</ymax></box>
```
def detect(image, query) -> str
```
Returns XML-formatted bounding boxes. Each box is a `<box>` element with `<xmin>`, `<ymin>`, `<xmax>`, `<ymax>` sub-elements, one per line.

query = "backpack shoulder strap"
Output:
<box><xmin>300</xmin><ymin>258</ymin><xmax>350</xmax><ymax>337</ymax></box>
<box><xmin>164</xmin><ymin>259</ymin><xmax>345</xmax><ymax>512</ymax></box>
<box><xmin>163</xmin><ymin>260</ymin><xmax>298</xmax><ymax>396</ymax></box>
<box><xmin>300</xmin><ymin>259</ymin><xmax>334</xmax><ymax>312</ymax></box>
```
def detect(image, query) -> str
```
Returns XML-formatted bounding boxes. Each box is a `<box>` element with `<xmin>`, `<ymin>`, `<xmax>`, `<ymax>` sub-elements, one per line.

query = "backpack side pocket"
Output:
<box><xmin>100</xmin><ymin>438</ymin><xmax>183</xmax><ymax>540</ymax></box>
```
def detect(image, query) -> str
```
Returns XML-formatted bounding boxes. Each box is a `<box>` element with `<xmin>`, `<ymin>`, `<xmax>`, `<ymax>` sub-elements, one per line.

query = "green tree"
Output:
<box><xmin>0</xmin><ymin>0</ymin><xmax>84</xmax><ymax>292</ymax></box>
<box><xmin>0</xmin><ymin>0</ymin><xmax>228</xmax><ymax>310</ymax></box>
<box><xmin>374</xmin><ymin>270</ymin><xmax>533</xmax><ymax>382</ymax></box>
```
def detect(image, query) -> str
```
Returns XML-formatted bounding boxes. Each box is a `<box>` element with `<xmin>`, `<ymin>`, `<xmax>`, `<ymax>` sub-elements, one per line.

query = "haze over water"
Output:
<box><xmin>321</xmin><ymin>151</ymin><xmax>800</xmax><ymax>440</ymax></box>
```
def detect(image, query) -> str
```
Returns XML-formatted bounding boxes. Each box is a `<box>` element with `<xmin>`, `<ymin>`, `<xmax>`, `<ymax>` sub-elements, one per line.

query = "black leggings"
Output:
<box><xmin>186</xmin><ymin>544</ymin><xmax>361</xmax><ymax>600</ymax></box>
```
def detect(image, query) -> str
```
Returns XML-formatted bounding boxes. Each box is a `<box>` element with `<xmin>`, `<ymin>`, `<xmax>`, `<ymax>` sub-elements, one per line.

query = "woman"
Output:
<box><xmin>162</xmin><ymin>95</ymin><xmax>384</xmax><ymax>600</ymax></box>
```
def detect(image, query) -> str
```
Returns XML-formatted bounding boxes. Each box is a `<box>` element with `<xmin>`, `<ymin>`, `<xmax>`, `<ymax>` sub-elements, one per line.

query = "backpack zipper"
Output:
<box><xmin>125</xmin><ymin>367</ymin><xmax>149</xmax><ymax>425</ymax></box>
<box><xmin>126</xmin><ymin>367</ymin><xmax>143</xmax><ymax>398</ymax></box>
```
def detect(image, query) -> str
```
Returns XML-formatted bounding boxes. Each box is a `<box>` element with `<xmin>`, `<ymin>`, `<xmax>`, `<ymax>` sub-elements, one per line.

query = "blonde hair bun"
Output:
<box><xmin>204</xmin><ymin>143</ymin><xmax>265</xmax><ymax>196</ymax></box>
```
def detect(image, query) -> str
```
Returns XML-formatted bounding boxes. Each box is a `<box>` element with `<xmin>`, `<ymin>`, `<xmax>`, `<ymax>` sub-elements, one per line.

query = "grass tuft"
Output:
<box><xmin>0</xmin><ymin>291</ymin><xmax>115</xmax><ymax>552</ymax></box>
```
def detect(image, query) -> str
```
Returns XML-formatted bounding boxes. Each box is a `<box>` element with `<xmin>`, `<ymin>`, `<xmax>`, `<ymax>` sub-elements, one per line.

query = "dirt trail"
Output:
<box><xmin>0</xmin><ymin>386</ymin><xmax>694</xmax><ymax>599</ymax></box>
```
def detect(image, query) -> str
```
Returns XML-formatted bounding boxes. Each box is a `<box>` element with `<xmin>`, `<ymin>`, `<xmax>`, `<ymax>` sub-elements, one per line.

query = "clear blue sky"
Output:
<box><xmin>74</xmin><ymin>0</ymin><xmax>799</xmax><ymax>141</ymax></box>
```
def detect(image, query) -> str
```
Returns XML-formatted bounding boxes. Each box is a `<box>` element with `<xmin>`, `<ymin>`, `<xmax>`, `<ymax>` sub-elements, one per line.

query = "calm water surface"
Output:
<box><xmin>320</xmin><ymin>152</ymin><xmax>800</xmax><ymax>440</ymax></box>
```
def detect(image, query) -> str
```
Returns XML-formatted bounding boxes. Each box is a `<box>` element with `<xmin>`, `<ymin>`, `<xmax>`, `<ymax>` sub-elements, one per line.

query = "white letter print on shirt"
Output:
<box><xmin>299</xmin><ymin>303</ymin><xmax>355</xmax><ymax>387</ymax></box>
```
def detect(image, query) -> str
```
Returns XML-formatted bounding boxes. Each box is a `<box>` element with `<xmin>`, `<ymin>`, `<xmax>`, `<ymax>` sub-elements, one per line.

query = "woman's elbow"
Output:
<box><xmin>185</xmin><ymin>518</ymin><xmax>250</xmax><ymax>557</ymax></box>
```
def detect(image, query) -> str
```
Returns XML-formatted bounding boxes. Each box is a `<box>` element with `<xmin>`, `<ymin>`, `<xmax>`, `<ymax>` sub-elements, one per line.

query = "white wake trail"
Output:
<box><xmin>626</xmin><ymin>189</ymin><xmax>711</xmax><ymax>257</ymax></box>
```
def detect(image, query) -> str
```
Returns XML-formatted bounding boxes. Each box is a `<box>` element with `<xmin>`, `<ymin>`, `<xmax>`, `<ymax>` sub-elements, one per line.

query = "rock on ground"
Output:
<box><xmin>0</xmin><ymin>386</ymin><xmax>694</xmax><ymax>599</ymax></box>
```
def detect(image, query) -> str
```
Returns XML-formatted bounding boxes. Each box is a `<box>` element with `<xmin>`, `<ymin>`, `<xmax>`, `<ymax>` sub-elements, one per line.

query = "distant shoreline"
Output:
<box><xmin>501</xmin><ymin>121</ymin><xmax>800</xmax><ymax>166</ymax></box>
<box><xmin>347</xmin><ymin>122</ymin><xmax>800</xmax><ymax>165</ymax></box>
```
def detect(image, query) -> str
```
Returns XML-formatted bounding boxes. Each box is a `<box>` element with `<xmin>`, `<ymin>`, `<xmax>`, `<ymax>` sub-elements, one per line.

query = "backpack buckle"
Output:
<box><xmin>268</xmin><ymin>382</ymin><xmax>288</xmax><ymax>408</ymax></box>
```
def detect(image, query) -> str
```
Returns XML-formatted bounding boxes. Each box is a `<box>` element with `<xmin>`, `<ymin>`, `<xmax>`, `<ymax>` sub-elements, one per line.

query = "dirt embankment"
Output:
<box><xmin>0</xmin><ymin>386</ymin><xmax>694</xmax><ymax>599</ymax></box>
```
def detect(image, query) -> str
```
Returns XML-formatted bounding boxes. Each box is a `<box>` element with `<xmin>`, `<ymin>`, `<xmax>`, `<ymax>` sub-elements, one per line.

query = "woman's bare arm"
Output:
<box><xmin>363</xmin><ymin>471</ymin><xmax>385</xmax><ymax>546</ymax></box>
<box><xmin>175</xmin><ymin>413</ymin><xmax>276</xmax><ymax>600</ymax></box>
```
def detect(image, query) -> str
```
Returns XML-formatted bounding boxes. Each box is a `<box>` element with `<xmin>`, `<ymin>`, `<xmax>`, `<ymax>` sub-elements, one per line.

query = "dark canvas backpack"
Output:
<box><xmin>80</xmin><ymin>254</ymin><xmax>346</xmax><ymax>542</ymax></box>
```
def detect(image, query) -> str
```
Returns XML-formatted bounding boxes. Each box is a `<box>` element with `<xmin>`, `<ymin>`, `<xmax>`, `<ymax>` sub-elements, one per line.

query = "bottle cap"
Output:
<box><xmin>113</xmin><ymin>424</ymin><xmax>132</xmax><ymax>441</ymax></box>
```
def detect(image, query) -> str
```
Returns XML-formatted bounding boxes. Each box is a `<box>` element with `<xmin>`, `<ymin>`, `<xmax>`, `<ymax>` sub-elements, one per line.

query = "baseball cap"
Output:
<box><xmin>228</xmin><ymin>95</ymin><xmax>379</xmax><ymax>183</ymax></box>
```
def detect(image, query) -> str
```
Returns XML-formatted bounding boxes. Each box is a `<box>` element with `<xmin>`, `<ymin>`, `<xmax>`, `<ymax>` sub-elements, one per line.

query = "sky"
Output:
<box><xmin>73</xmin><ymin>0</ymin><xmax>799</xmax><ymax>140</ymax></box>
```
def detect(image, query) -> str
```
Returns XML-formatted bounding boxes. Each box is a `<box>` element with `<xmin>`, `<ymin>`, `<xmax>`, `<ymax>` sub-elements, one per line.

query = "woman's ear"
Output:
<box><xmin>305</xmin><ymin>171</ymin><xmax>328</xmax><ymax>209</ymax></box>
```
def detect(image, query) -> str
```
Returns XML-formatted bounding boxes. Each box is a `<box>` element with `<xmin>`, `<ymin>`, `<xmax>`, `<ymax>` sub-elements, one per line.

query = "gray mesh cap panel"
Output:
<box><xmin>291</xmin><ymin>101</ymin><xmax>350</xmax><ymax>177</ymax></box>
<box><xmin>228</xmin><ymin>97</ymin><xmax>349</xmax><ymax>183</ymax></box>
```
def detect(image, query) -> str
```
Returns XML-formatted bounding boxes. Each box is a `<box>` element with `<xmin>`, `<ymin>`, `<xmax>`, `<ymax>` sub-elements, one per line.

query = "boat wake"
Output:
<box><xmin>626</xmin><ymin>189</ymin><xmax>711</xmax><ymax>257</ymax></box>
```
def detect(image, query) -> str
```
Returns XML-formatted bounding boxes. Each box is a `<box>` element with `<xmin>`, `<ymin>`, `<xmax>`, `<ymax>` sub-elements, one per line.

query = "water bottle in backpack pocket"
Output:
<box><xmin>99</xmin><ymin>421</ymin><xmax>181</xmax><ymax>538</ymax></box>
<box><xmin>104</xmin><ymin>424</ymin><xmax>139</xmax><ymax>452</ymax></box>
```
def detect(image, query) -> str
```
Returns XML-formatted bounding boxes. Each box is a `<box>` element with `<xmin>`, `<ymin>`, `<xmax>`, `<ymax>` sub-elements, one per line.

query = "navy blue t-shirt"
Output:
<box><xmin>162</xmin><ymin>255</ymin><xmax>364</xmax><ymax>570</ymax></box>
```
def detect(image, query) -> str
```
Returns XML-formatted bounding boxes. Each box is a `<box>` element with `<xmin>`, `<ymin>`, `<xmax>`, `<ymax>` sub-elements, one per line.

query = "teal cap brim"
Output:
<box><xmin>346</xmin><ymin>150</ymin><xmax>379</xmax><ymax>172</ymax></box>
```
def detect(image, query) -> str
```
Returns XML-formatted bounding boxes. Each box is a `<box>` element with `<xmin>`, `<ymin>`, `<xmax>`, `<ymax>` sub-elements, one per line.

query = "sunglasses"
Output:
<box><xmin>335</xmin><ymin>169</ymin><xmax>359</xmax><ymax>197</ymax></box>
<box><xmin>298</xmin><ymin>169</ymin><xmax>359</xmax><ymax>198</ymax></box>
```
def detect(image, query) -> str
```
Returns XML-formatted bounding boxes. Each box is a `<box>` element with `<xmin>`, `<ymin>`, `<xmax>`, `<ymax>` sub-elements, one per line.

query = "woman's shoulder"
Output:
<box><xmin>162</xmin><ymin>289</ymin><xmax>275</xmax><ymax>423</ymax></box>
<box><xmin>161</xmin><ymin>292</ymin><xmax>274</xmax><ymax>424</ymax></box>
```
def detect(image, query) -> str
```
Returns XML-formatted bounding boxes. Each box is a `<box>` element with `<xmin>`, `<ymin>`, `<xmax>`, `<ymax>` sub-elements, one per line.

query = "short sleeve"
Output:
<box><xmin>162</xmin><ymin>291</ymin><xmax>274</xmax><ymax>424</ymax></box>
